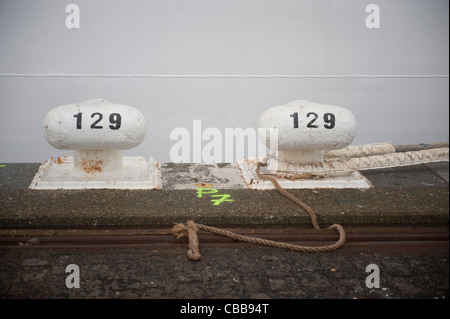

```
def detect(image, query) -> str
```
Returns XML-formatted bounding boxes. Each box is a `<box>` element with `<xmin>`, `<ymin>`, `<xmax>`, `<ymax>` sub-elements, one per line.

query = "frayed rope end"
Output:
<box><xmin>172</xmin><ymin>220</ymin><xmax>203</xmax><ymax>261</ymax></box>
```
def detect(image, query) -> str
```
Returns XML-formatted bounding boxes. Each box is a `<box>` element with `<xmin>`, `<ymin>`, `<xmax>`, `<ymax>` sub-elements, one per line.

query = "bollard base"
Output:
<box><xmin>29</xmin><ymin>156</ymin><xmax>161</xmax><ymax>189</ymax></box>
<box><xmin>236</xmin><ymin>157</ymin><xmax>372</xmax><ymax>189</ymax></box>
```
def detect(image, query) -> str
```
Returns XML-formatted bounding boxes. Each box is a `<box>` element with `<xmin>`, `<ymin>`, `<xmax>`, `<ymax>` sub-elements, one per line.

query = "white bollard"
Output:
<box><xmin>43</xmin><ymin>99</ymin><xmax>146</xmax><ymax>175</ymax></box>
<box><xmin>258</xmin><ymin>100</ymin><xmax>357</xmax><ymax>171</ymax></box>
<box><xmin>30</xmin><ymin>99</ymin><xmax>160</xmax><ymax>189</ymax></box>
<box><xmin>237</xmin><ymin>100</ymin><xmax>371</xmax><ymax>189</ymax></box>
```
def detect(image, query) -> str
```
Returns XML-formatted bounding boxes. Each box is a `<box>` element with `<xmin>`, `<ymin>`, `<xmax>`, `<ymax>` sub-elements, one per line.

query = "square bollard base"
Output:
<box><xmin>29</xmin><ymin>156</ymin><xmax>161</xmax><ymax>190</ymax></box>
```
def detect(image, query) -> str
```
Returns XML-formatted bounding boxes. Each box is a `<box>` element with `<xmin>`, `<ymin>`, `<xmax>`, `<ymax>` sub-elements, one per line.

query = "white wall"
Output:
<box><xmin>0</xmin><ymin>0</ymin><xmax>448</xmax><ymax>163</ymax></box>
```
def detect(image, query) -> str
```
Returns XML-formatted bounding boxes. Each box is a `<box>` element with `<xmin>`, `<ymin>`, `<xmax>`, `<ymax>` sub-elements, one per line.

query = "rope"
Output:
<box><xmin>323</xmin><ymin>142</ymin><xmax>449</xmax><ymax>159</ymax></box>
<box><xmin>324</xmin><ymin>142</ymin><xmax>396</xmax><ymax>159</ymax></box>
<box><xmin>267</xmin><ymin>147</ymin><xmax>449</xmax><ymax>178</ymax></box>
<box><xmin>255</xmin><ymin>162</ymin><xmax>320</xmax><ymax>230</ymax></box>
<box><xmin>173</xmin><ymin>162</ymin><xmax>346</xmax><ymax>261</ymax></box>
<box><xmin>174</xmin><ymin>142</ymin><xmax>448</xmax><ymax>260</ymax></box>
<box><xmin>173</xmin><ymin>222</ymin><xmax>346</xmax><ymax>261</ymax></box>
<box><xmin>174</xmin><ymin>142</ymin><xmax>450</xmax><ymax>260</ymax></box>
<box><xmin>394</xmin><ymin>142</ymin><xmax>449</xmax><ymax>152</ymax></box>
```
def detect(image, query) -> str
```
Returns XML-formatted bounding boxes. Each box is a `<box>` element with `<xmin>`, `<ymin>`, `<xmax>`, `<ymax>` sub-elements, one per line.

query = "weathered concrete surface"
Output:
<box><xmin>0</xmin><ymin>162</ymin><xmax>448</xmax><ymax>228</ymax></box>
<box><xmin>161</xmin><ymin>163</ymin><xmax>246</xmax><ymax>189</ymax></box>
<box><xmin>0</xmin><ymin>246</ymin><xmax>448</xmax><ymax>300</ymax></box>
<box><xmin>0</xmin><ymin>162</ymin><xmax>448</xmax><ymax>301</ymax></box>
<box><xmin>0</xmin><ymin>163</ymin><xmax>41</xmax><ymax>189</ymax></box>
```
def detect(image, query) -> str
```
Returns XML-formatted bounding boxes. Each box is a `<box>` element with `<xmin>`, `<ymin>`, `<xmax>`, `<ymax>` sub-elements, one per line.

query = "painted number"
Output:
<box><xmin>290</xmin><ymin>112</ymin><xmax>335</xmax><ymax>129</ymax></box>
<box><xmin>73</xmin><ymin>112</ymin><xmax>122</xmax><ymax>130</ymax></box>
<box><xmin>73</xmin><ymin>112</ymin><xmax>82</xmax><ymax>129</ymax></box>
<box><xmin>290</xmin><ymin>112</ymin><xmax>299</xmax><ymax>128</ymax></box>
<box><xmin>323</xmin><ymin>113</ymin><xmax>335</xmax><ymax>129</ymax></box>
<box><xmin>306</xmin><ymin>112</ymin><xmax>319</xmax><ymax>128</ymax></box>
<box><xmin>90</xmin><ymin>112</ymin><xmax>103</xmax><ymax>129</ymax></box>
<box><xmin>109</xmin><ymin>113</ymin><xmax>121</xmax><ymax>130</ymax></box>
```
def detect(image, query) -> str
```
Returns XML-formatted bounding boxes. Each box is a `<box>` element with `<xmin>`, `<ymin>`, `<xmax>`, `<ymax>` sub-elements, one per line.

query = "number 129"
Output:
<box><xmin>73</xmin><ymin>112</ymin><xmax>121</xmax><ymax>130</ymax></box>
<box><xmin>290</xmin><ymin>112</ymin><xmax>335</xmax><ymax>129</ymax></box>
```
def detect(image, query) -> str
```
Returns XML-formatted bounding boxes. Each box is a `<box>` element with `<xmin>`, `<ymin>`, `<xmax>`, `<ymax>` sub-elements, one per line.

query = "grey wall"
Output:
<box><xmin>0</xmin><ymin>0</ymin><xmax>448</xmax><ymax>163</ymax></box>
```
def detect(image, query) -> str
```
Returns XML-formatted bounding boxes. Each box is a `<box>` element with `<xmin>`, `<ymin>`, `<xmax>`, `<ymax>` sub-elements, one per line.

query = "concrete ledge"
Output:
<box><xmin>0</xmin><ymin>187</ymin><xmax>448</xmax><ymax>228</ymax></box>
<box><xmin>0</xmin><ymin>162</ymin><xmax>448</xmax><ymax>228</ymax></box>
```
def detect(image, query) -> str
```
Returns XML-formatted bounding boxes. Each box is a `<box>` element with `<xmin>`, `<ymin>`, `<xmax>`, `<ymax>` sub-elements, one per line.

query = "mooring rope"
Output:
<box><xmin>174</xmin><ymin>142</ymin><xmax>448</xmax><ymax>260</ymax></box>
<box><xmin>394</xmin><ymin>142</ymin><xmax>449</xmax><ymax>153</ymax></box>
<box><xmin>324</xmin><ymin>142</ymin><xmax>449</xmax><ymax>159</ymax></box>
<box><xmin>269</xmin><ymin>147</ymin><xmax>449</xmax><ymax>179</ymax></box>
<box><xmin>173</xmin><ymin>161</ymin><xmax>345</xmax><ymax>261</ymax></box>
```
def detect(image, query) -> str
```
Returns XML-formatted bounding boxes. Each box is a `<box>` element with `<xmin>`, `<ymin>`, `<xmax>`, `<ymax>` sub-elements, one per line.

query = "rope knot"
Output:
<box><xmin>172</xmin><ymin>220</ymin><xmax>202</xmax><ymax>261</ymax></box>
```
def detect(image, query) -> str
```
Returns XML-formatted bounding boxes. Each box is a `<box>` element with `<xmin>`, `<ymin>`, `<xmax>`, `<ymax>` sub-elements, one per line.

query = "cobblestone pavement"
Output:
<box><xmin>0</xmin><ymin>245</ymin><xmax>448</xmax><ymax>300</ymax></box>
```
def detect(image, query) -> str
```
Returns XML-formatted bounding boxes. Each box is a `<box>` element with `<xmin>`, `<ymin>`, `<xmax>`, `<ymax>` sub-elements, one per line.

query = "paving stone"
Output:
<box><xmin>1</xmin><ymin>247</ymin><xmax>447</xmax><ymax>299</ymax></box>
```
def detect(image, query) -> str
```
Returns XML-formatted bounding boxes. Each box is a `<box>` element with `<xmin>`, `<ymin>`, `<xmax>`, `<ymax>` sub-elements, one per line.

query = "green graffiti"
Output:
<box><xmin>196</xmin><ymin>188</ymin><xmax>218</xmax><ymax>198</ymax></box>
<box><xmin>211</xmin><ymin>194</ymin><xmax>235</xmax><ymax>206</ymax></box>
<box><xmin>195</xmin><ymin>187</ymin><xmax>234</xmax><ymax>206</ymax></box>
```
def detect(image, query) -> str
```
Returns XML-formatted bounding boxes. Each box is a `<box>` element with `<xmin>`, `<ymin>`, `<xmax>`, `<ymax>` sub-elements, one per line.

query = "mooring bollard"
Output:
<box><xmin>257</xmin><ymin>99</ymin><xmax>357</xmax><ymax>172</ymax></box>
<box><xmin>30</xmin><ymin>99</ymin><xmax>160</xmax><ymax>189</ymax></box>
<box><xmin>237</xmin><ymin>100</ymin><xmax>371</xmax><ymax>188</ymax></box>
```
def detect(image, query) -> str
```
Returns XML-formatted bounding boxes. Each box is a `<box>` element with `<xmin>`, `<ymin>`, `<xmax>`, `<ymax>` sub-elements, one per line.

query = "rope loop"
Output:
<box><xmin>173</xmin><ymin>161</ymin><xmax>346</xmax><ymax>261</ymax></box>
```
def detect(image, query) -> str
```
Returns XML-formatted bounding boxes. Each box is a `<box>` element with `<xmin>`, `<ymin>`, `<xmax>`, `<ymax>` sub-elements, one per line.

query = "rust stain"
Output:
<box><xmin>79</xmin><ymin>159</ymin><xmax>103</xmax><ymax>174</ymax></box>
<box><xmin>194</xmin><ymin>182</ymin><xmax>213</xmax><ymax>188</ymax></box>
<box><xmin>56</xmin><ymin>156</ymin><xmax>71</xmax><ymax>164</ymax></box>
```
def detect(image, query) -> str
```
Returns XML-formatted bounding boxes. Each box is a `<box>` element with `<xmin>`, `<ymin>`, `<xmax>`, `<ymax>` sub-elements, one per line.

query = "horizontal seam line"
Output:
<box><xmin>0</xmin><ymin>74</ymin><xmax>448</xmax><ymax>79</ymax></box>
